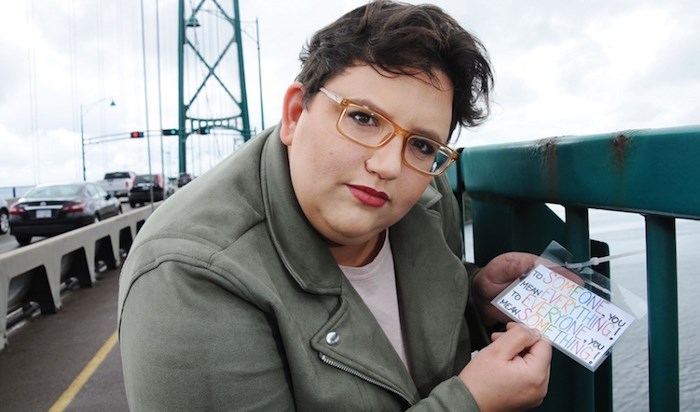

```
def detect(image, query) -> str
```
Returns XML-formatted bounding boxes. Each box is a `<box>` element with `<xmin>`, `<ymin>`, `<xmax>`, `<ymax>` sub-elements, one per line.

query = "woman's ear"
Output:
<box><xmin>280</xmin><ymin>82</ymin><xmax>304</xmax><ymax>146</ymax></box>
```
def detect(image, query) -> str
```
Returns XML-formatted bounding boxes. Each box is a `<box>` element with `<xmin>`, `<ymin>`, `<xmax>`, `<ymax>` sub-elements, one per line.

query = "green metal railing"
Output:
<box><xmin>449</xmin><ymin>125</ymin><xmax>700</xmax><ymax>411</ymax></box>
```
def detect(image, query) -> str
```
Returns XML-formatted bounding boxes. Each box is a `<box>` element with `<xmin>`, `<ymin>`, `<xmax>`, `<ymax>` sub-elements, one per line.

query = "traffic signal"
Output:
<box><xmin>196</xmin><ymin>126</ymin><xmax>210</xmax><ymax>135</ymax></box>
<box><xmin>162</xmin><ymin>128</ymin><xmax>178</xmax><ymax>136</ymax></box>
<box><xmin>130</xmin><ymin>131</ymin><xmax>144</xmax><ymax>138</ymax></box>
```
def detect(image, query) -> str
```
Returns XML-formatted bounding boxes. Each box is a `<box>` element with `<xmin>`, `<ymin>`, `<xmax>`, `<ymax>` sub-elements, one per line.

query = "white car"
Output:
<box><xmin>98</xmin><ymin>171</ymin><xmax>136</xmax><ymax>199</ymax></box>
<box><xmin>0</xmin><ymin>198</ymin><xmax>9</xmax><ymax>235</ymax></box>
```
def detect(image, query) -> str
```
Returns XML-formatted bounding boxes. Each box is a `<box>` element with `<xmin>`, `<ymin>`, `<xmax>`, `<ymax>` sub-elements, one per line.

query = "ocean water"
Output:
<box><xmin>464</xmin><ymin>209</ymin><xmax>699</xmax><ymax>410</ymax></box>
<box><xmin>0</xmin><ymin>186</ymin><xmax>34</xmax><ymax>200</ymax></box>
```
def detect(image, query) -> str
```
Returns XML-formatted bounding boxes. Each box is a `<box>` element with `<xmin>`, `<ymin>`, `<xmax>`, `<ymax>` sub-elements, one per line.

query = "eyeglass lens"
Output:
<box><xmin>339</xmin><ymin>103</ymin><xmax>451</xmax><ymax>174</ymax></box>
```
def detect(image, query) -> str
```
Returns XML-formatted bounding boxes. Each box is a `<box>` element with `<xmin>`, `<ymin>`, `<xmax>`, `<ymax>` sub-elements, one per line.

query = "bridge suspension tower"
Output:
<box><xmin>177</xmin><ymin>0</ymin><xmax>251</xmax><ymax>173</ymax></box>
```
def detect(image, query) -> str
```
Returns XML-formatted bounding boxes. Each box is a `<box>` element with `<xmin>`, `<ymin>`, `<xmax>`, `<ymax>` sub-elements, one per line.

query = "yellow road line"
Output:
<box><xmin>49</xmin><ymin>330</ymin><xmax>119</xmax><ymax>412</ymax></box>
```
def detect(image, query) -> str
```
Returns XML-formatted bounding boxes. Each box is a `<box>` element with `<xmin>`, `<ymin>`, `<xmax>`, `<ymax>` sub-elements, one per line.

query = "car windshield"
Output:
<box><xmin>105</xmin><ymin>172</ymin><xmax>131</xmax><ymax>179</ymax></box>
<box><xmin>25</xmin><ymin>185</ymin><xmax>83</xmax><ymax>198</ymax></box>
<box><xmin>134</xmin><ymin>175</ymin><xmax>157</xmax><ymax>184</ymax></box>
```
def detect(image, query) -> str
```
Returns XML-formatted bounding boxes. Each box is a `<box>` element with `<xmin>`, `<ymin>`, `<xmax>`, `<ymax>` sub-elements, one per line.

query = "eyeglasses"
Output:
<box><xmin>319</xmin><ymin>87</ymin><xmax>459</xmax><ymax>176</ymax></box>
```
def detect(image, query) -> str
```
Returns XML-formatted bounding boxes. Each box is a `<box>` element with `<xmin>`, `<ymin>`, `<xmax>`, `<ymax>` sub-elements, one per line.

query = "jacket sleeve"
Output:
<box><xmin>407</xmin><ymin>377</ymin><xmax>481</xmax><ymax>411</ymax></box>
<box><xmin>119</xmin><ymin>261</ymin><xmax>295</xmax><ymax>411</ymax></box>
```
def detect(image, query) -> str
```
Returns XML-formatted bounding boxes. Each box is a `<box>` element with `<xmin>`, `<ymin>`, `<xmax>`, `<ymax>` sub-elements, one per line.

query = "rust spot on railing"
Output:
<box><xmin>533</xmin><ymin>136</ymin><xmax>561</xmax><ymax>196</ymax></box>
<box><xmin>612</xmin><ymin>133</ymin><xmax>630</xmax><ymax>170</ymax></box>
<box><xmin>533</xmin><ymin>136</ymin><xmax>560</xmax><ymax>162</ymax></box>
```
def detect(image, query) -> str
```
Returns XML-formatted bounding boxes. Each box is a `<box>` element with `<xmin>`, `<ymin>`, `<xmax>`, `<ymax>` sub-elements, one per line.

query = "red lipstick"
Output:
<box><xmin>347</xmin><ymin>184</ymin><xmax>389</xmax><ymax>208</ymax></box>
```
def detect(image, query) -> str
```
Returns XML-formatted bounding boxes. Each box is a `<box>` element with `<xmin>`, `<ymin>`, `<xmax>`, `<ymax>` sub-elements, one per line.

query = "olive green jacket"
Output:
<box><xmin>118</xmin><ymin>125</ymin><xmax>484</xmax><ymax>411</ymax></box>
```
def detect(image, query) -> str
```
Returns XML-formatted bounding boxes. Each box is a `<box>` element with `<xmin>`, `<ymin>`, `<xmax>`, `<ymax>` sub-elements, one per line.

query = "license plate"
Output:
<box><xmin>36</xmin><ymin>209</ymin><xmax>52</xmax><ymax>218</ymax></box>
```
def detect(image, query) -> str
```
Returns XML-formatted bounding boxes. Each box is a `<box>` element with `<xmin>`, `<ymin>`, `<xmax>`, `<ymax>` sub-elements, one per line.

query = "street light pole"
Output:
<box><xmin>80</xmin><ymin>104</ymin><xmax>86</xmax><ymax>181</ymax></box>
<box><xmin>255</xmin><ymin>17</ymin><xmax>264</xmax><ymax>131</ymax></box>
<box><xmin>79</xmin><ymin>98</ymin><xmax>115</xmax><ymax>181</ymax></box>
<box><xmin>240</xmin><ymin>18</ymin><xmax>266</xmax><ymax>132</ymax></box>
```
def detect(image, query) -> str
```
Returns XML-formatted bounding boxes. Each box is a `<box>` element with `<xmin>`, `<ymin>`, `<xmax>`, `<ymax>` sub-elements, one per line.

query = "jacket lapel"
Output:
<box><xmin>310</xmin><ymin>288</ymin><xmax>420</xmax><ymax>404</ymax></box>
<box><xmin>391</xmin><ymin>205</ymin><xmax>470</xmax><ymax>396</ymax></box>
<box><xmin>261</xmin><ymin>127</ymin><xmax>342</xmax><ymax>294</ymax></box>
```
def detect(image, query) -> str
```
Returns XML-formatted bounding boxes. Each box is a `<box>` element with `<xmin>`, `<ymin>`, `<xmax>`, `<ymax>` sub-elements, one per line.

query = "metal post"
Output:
<box><xmin>178</xmin><ymin>0</ymin><xmax>187</xmax><ymax>173</ymax></box>
<box><xmin>156</xmin><ymin>0</ymin><xmax>167</xmax><ymax>198</ymax></box>
<box><xmin>255</xmin><ymin>17</ymin><xmax>264</xmax><ymax>131</ymax></box>
<box><xmin>80</xmin><ymin>104</ymin><xmax>86</xmax><ymax>181</ymax></box>
<box><xmin>79</xmin><ymin>98</ymin><xmax>115</xmax><ymax>182</ymax></box>
<box><xmin>565</xmin><ymin>207</ymin><xmax>596</xmax><ymax>412</ymax></box>
<box><xmin>233</xmin><ymin>0</ymin><xmax>251</xmax><ymax>141</ymax></box>
<box><xmin>645</xmin><ymin>215</ymin><xmax>679</xmax><ymax>412</ymax></box>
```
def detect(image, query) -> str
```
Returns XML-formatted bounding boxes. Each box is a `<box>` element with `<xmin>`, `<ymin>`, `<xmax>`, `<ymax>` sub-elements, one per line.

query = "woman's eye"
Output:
<box><xmin>411</xmin><ymin>138</ymin><xmax>437</xmax><ymax>156</ymax></box>
<box><xmin>349</xmin><ymin>111</ymin><xmax>379</xmax><ymax>127</ymax></box>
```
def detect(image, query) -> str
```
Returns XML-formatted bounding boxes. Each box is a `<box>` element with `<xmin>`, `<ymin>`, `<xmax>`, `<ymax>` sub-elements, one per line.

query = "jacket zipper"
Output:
<box><xmin>318</xmin><ymin>353</ymin><xmax>415</xmax><ymax>406</ymax></box>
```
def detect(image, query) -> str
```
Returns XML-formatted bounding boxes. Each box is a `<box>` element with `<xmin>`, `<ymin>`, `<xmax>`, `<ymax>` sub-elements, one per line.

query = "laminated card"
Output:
<box><xmin>492</xmin><ymin>264</ymin><xmax>636</xmax><ymax>371</ymax></box>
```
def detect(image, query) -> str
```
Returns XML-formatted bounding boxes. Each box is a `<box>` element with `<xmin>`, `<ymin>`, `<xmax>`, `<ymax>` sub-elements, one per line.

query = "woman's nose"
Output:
<box><xmin>364</xmin><ymin>134</ymin><xmax>404</xmax><ymax>179</ymax></box>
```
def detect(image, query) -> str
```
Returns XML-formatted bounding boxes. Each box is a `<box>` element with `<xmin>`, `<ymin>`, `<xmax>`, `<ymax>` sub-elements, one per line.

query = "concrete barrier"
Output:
<box><xmin>0</xmin><ymin>204</ymin><xmax>158</xmax><ymax>351</ymax></box>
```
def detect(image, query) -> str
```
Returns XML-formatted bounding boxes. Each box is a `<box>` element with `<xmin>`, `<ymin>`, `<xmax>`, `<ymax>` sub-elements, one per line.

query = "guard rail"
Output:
<box><xmin>450</xmin><ymin>125</ymin><xmax>699</xmax><ymax>412</ymax></box>
<box><xmin>0</xmin><ymin>204</ymin><xmax>158</xmax><ymax>350</ymax></box>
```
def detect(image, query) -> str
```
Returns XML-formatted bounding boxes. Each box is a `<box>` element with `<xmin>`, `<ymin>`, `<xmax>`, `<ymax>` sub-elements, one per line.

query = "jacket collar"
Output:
<box><xmin>261</xmin><ymin>126</ymin><xmax>344</xmax><ymax>294</ymax></box>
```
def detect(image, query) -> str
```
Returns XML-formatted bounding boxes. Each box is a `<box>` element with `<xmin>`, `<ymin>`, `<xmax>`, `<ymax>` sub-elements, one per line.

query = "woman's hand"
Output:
<box><xmin>472</xmin><ymin>252</ymin><xmax>539</xmax><ymax>326</ymax></box>
<box><xmin>459</xmin><ymin>322</ymin><xmax>551</xmax><ymax>411</ymax></box>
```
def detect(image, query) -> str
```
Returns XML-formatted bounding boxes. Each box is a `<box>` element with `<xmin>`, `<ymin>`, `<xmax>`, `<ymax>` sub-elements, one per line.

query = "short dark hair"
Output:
<box><xmin>297</xmin><ymin>0</ymin><xmax>494</xmax><ymax>134</ymax></box>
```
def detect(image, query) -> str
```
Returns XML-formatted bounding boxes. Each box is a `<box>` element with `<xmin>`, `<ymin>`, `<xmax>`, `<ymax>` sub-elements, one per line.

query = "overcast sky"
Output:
<box><xmin>1</xmin><ymin>0</ymin><xmax>698</xmax><ymax>188</ymax></box>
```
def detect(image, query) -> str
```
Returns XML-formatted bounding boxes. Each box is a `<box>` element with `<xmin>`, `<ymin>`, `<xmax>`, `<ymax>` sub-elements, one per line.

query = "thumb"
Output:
<box><xmin>489</xmin><ymin>322</ymin><xmax>540</xmax><ymax>358</ymax></box>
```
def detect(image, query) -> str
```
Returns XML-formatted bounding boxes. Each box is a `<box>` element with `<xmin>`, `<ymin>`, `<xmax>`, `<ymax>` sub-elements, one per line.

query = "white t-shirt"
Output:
<box><xmin>339</xmin><ymin>231</ymin><xmax>408</xmax><ymax>369</ymax></box>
